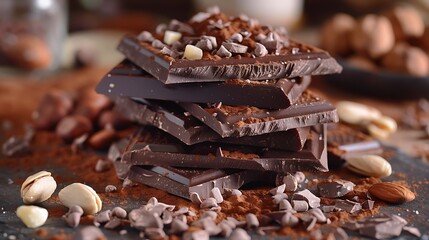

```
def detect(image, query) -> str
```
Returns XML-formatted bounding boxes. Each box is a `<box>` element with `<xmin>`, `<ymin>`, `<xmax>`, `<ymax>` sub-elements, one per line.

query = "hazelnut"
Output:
<box><xmin>384</xmin><ymin>5</ymin><xmax>425</xmax><ymax>41</ymax></box>
<box><xmin>320</xmin><ymin>13</ymin><xmax>356</xmax><ymax>56</ymax></box>
<box><xmin>381</xmin><ymin>43</ymin><xmax>429</xmax><ymax>77</ymax></box>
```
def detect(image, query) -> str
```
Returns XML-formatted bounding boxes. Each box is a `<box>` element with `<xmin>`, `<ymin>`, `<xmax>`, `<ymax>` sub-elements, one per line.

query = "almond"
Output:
<box><xmin>368</xmin><ymin>182</ymin><xmax>415</xmax><ymax>204</ymax></box>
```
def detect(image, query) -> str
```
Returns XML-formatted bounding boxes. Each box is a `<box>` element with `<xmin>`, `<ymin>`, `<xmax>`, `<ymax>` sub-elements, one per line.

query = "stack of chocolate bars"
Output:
<box><xmin>96</xmin><ymin>8</ymin><xmax>342</xmax><ymax>200</ymax></box>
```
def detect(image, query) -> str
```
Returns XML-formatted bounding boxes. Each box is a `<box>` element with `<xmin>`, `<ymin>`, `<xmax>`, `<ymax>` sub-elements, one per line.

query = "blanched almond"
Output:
<box><xmin>59</xmin><ymin>183</ymin><xmax>102</xmax><ymax>215</ymax></box>
<box><xmin>336</xmin><ymin>101</ymin><xmax>381</xmax><ymax>125</ymax></box>
<box><xmin>345</xmin><ymin>155</ymin><xmax>392</xmax><ymax>178</ymax></box>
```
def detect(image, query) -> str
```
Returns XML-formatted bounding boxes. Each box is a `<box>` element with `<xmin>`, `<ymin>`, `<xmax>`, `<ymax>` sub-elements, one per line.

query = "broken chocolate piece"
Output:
<box><xmin>334</xmin><ymin>199</ymin><xmax>362</xmax><ymax>213</ymax></box>
<box><xmin>122</xmin><ymin>125</ymin><xmax>328</xmax><ymax>172</ymax></box>
<box><xmin>179</xmin><ymin>90</ymin><xmax>337</xmax><ymax>137</ymax></box>
<box><xmin>292</xmin><ymin>189</ymin><xmax>321</xmax><ymax>208</ymax></box>
<box><xmin>317</xmin><ymin>179</ymin><xmax>355</xmax><ymax>198</ymax></box>
<box><xmin>115</xmin><ymin>97</ymin><xmax>310</xmax><ymax>151</ymax></box>
<box><xmin>127</xmin><ymin>165</ymin><xmax>277</xmax><ymax>200</ymax></box>
<box><xmin>96</xmin><ymin>60</ymin><xmax>311</xmax><ymax>109</ymax></box>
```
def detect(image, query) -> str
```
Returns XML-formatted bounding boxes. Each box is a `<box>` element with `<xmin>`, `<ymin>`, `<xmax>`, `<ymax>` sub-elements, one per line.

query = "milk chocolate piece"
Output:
<box><xmin>96</xmin><ymin>61</ymin><xmax>311</xmax><ymax>109</ymax></box>
<box><xmin>115</xmin><ymin>97</ymin><xmax>310</xmax><ymax>151</ymax></box>
<box><xmin>118</xmin><ymin>35</ymin><xmax>341</xmax><ymax>84</ymax></box>
<box><xmin>127</xmin><ymin>165</ymin><xmax>277</xmax><ymax>200</ymax></box>
<box><xmin>180</xmin><ymin>91</ymin><xmax>338</xmax><ymax>137</ymax></box>
<box><xmin>122</xmin><ymin>125</ymin><xmax>328</xmax><ymax>172</ymax></box>
<box><xmin>327</xmin><ymin>123</ymin><xmax>382</xmax><ymax>168</ymax></box>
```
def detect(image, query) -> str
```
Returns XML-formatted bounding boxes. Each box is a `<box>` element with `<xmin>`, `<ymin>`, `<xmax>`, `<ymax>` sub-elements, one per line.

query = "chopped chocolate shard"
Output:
<box><xmin>292</xmin><ymin>200</ymin><xmax>309</xmax><ymax>212</ymax></box>
<box><xmin>168</xmin><ymin>19</ymin><xmax>194</xmax><ymax>35</ymax></box>
<box><xmin>359</xmin><ymin>220</ymin><xmax>404</xmax><ymax>239</ymax></box>
<box><xmin>137</xmin><ymin>31</ymin><xmax>154</xmax><ymax>42</ymax></box>
<box><xmin>283</xmin><ymin>173</ymin><xmax>298</xmax><ymax>192</ymax></box>
<box><xmin>254</xmin><ymin>42</ymin><xmax>268</xmax><ymax>57</ymax></box>
<box><xmin>221</xmin><ymin>42</ymin><xmax>248</xmax><ymax>54</ymax></box>
<box><xmin>402</xmin><ymin>226</ymin><xmax>422</xmax><ymax>237</ymax></box>
<box><xmin>195</xmin><ymin>38</ymin><xmax>213</xmax><ymax>51</ymax></box>
<box><xmin>160</xmin><ymin>47</ymin><xmax>181</xmax><ymax>58</ymax></box>
<box><xmin>97</xmin><ymin>61</ymin><xmax>311</xmax><ymax>109</ymax></box>
<box><xmin>151</xmin><ymin>39</ymin><xmax>166</xmax><ymax>49</ymax></box>
<box><xmin>361</xmin><ymin>200</ymin><xmax>375</xmax><ymax>210</ymax></box>
<box><xmin>281</xmin><ymin>211</ymin><xmax>299</xmax><ymax>227</ymax></box>
<box><xmin>334</xmin><ymin>199</ymin><xmax>362</xmax><ymax>213</ymax></box>
<box><xmin>216</xmin><ymin>45</ymin><xmax>232</xmax><ymax>57</ymax></box>
<box><xmin>292</xmin><ymin>189</ymin><xmax>321</xmax><ymax>208</ymax></box>
<box><xmin>229</xmin><ymin>33</ymin><xmax>243</xmax><ymax>43</ymax></box>
<box><xmin>317</xmin><ymin>179</ymin><xmax>355</xmax><ymax>198</ymax></box>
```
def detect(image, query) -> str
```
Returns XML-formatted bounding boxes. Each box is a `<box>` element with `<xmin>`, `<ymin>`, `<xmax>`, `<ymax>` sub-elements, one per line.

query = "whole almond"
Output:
<box><xmin>336</xmin><ymin>101</ymin><xmax>381</xmax><ymax>125</ymax></box>
<box><xmin>369</xmin><ymin>182</ymin><xmax>415</xmax><ymax>204</ymax></box>
<box><xmin>59</xmin><ymin>183</ymin><xmax>102</xmax><ymax>215</ymax></box>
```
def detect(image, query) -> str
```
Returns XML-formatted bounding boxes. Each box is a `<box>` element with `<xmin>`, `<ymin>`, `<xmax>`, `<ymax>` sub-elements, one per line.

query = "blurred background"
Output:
<box><xmin>0</xmin><ymin>0</ymin><xmax>429</xmax><ymax>98</ymax></box>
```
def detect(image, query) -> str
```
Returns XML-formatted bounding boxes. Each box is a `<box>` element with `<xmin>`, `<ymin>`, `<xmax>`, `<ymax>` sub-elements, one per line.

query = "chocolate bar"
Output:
<box><xmin>327</xmin><ymin>123</ymin><xmax>382</xmax><ymax>168</ymax></box>
<box><xmin>115</xmin><ymin>97</ymin><xmax>310</xmax><ymax>151</ymax></box>
<box><xmin>121</xmin><ymin>125</ymin><xmax>328</xmax><ymax>172</ymax></box>
<box><xmin>117</xmin><ymin>11</ymin><xmax>341</xmax><ymax>84</ymax></box>
<box><xmin>179</xmin><ymin>91</ymin><xmax>338</xmax><ymax>137</ymax></box>
<box><xmin>127</xmin><ymin>165</ymin><xmax>278</xmax><ymax>200</ymax></box>
<box><xmin>96</xmin><ymin>61</ymin><xmax>311</xmax><ymax>109</ymax></box>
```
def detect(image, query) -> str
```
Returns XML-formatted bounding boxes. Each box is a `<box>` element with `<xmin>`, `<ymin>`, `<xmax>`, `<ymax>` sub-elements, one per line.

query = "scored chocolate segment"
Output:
<box><xmin>115</xmin><ymin>97</ymin><xmax>310</xmax><ymax>151</ymax></box>
<box><xmin>327</xmin><ymin>123</ymin><xmax>382</xmax><ymax>168</ymax></box>
<box><xmin>127</xmin><ymin>165</ymin><xmax>278</xmax><ymax>200</ymax></box>
<box><xmin>121</xmin><ymin>125</ymin><xmax>328</xmax><ymax>172</ymax></box>
<box><xmin>179</xmin><ymin>91</ymin><xmax>338</xmax><ymax>137</ymax></box>
<box><xmin>118</xmin><ymin>35</ymin><xmax>342</xmax><ymax>84</ymax></box>
<box><xmin>96</xmin><ymin>61</ymin><xmax>311</xmax><ymax>109</ymax></box>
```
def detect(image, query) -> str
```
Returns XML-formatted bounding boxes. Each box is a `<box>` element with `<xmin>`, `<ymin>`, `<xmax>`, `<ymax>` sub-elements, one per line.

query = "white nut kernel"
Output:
<box><xmin>345</xmin><ymin>154</ymin><xmax>392</xmax><ymax>178</ymax></box>
<box><xmin>336</xmin><ymin>101</ymin><xmax>381</xmax><ymax>124</ymax></box>
<box><xmin>163</xmin><ymin>30</ymin><xmax>182</xmax><ymax>45</ymax></box>
<box><xmin>16</xmin><ymin>205</ymin><xmax>48</xmax><ymax>228</ymax></box>
<box><xmin>59</xmin><ymin>183</ymin><xmax>102</xmax><ymax>215</ymax></box>
<box><xmin>370</xmin><ymin>116</ymin><xmax>397</xmax><ymax>134</ymax></box>
<box><xmin>367</xmin><ymin>124</ymin><xmax>390</xmax><ymax>139</ymax></box>
<box><xmin>183</xmin><ymin>45</ymin><xmax>203</xmax><ymax>60</ymax></box>
<box><xmin>21</xmin><ymin>171</ymin><xmax>57</xmax><ymax>204</ymax></box>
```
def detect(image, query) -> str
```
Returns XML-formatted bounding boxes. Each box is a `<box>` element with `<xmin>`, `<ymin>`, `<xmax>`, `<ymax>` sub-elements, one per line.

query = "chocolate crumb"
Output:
<box><xmin>105</xmin><ymin>185</ymin><xmax>117</xmax><ymax>193</ymax></box>
<box><xmin>2</xmin><ymin>136</ymin><xmax>31</xmax><ymax>157</ymax></box>
<box><xmin>137</xmin><ymin>31</ymin><xmax>154</xmax><ymax>42</ymax></box>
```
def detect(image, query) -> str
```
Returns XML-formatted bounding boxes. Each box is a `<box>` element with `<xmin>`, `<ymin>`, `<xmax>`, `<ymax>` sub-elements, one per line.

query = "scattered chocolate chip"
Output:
<box><xmin>195</xmin><ymin>39</ymin><xmax>213</xmax><ymax>51</ymax></box>
<box><xmin>64</xmin><ymin>212</ymin><xmax>82</xmax><ymax>228</ymax></box>
<box><xmin>310</xmin><ymin>229</ymin><xmax>324</xmax><ymax>240</ymax></box>
<box><xmin>361</xmin><ymin>200</ymin><xmax>375</xmax><ymax>210</ymax></box>
<box><xmin>403</xmin><ymin>226</ymin><xmax>422</xmax><ymax>237</ymax></box>
<box><xmin>283</xmin><ymin>173</ymin><xmax>298</xmax><ymax>192</ymax></box>
<box><xmin>161</xmin><ymin>210</ymin><xmax>173</xmax><ymax>224</ymax></box>
<box><xmin>182</xmin><ymin>229</ymin><xmax>209</xmax><ymax>240</ymax></box>
<box><xmin>222</xmin><ymin>42</ymin><xmax>248</xmax><ymax>54</ymax></box>
<box><xmin>201</xmin><ymin>36</ymin><xmax>217</xmax><ymax>48</ymax></box>
<box><xmin>104</xmin><ymin>217</ymin><xmax>122</xmax><ymax>229</ymax></box>
<box><xmin>218</xmin><ymin>221</ymin><xmax>233</xmax><ymax>237</ymax></box>
<box><xmin>2</xmin><ymin>136</ymin><xmax>31</xmax><ymax>157</ymax></box>
<box><xmin>272</xmin><ymin>193</ymin><xmax>289</xmax><ymax>204</ymax></box>
<box><xmin>200</xmin><ymin>218</ymin><xmax>222</xmax><ymax>236</ymax></box>
<box><xmin>94</xmin><ymin>210</ymin><xmax>111</xmax><ymax>224</ymax></box>
<box><xmin>292</xmin><ymin>200</ymin><xmax>309</xmax><ymax>212</ymax></box>
<box><xmin>129</xmin><ymin>209</ymin><xmax>163</xmax><ymax>230</ymax></box>
<box><xmin>170</xmin><ymin>218</ymin><xmax>188</xmax><ymax>234</ymax></box>
<box><xmin>279</xmin><ymin>199</ymin><xmax>294</xmax><ymax>211</ymax></box>
<box><xmin>200</xmin><ymin>198</ymin><xmax>218</xmax><ymax>208</ymax></box>
<box><xmin>317</xmin><ymin>179</ymin><xmax>355</xmax><ymax>198</ymax></box>
<box><xmin>210</xmin><ymin>187</ymin><xmax>223</xmax><ymax>203</ymax></box>
<box><xmin>56</xmin><ymin>115</ymin><xmax>93</xmax><ymax>142</ymax></box>
<box><xmin>155</xmin><ymin>24</ymin><xmax>167</xmax><ymax>35</ymax></box>
<box><xmin>216</xmin><ymin>45</ymin><xmax>232</xmax><ymax>57</ymax></box>
<box><xmin>206</xmin><ymin>6</ymin><xmax>220</xmax><ymax>15</ymax></box>
<box><xmin>229</xmin><ymin>33</ymin><xmax>243</xmax><ymax>43</ymax></box>
<box><xmin>72</xmin><ymin>226</ymin><xmax>106</xmax><ymax>240</ymax></box>
<box><xmin>201</xmin><ymin>210</ymin><xmax>217</xmax><ymax>220</ymax></box>
<box><xmin>281</xmin><ymin>211</ymin><xmax>299</xmax><ymax>227</ymax></box>
<box><xmin>160</xmin><ymin>47</ymin><xmax>181</xmax><ymax>58</ymax></box>
<box><xmin>229</xmin><ymin>228</ymin><xmax>250</xmax><ymax>240</ymax></box>
<box><xmin>269</xmin><ymin>184</ymin><xmax>286</xmax><ymax>195</ymax></box>
<box><xmin>292</xmin><ymin>47</ymin><xmax>300</xmax><ymax>54</ymax></box>
<box><xmin>137</xmin><ymin>31</ymin><xmax>154</xmax><ymax>42</ymax></box>
<box><xmin>293</xmin><ymin>189</ymin><xmax>321</xmax><ymax>208</ymax></box>
<box><xmin>105</xmin><ymin>185</ymin><xmax>117</xmax><ymax>193</ymax></box>
<box><xmin>152</xmin><ymin>39</ymin><xmax>166</xmax><ymax>49</ymax></box>
<box><xmin>308</xmin><ymin>208</ymin><xmax>327</xmax><ymax>223</ymax></box>
<box><xmin>144</xmin><ymin>228</ymin><xmax>166</xmax><ymax>239</ymax></box>
<box><xmin>111</xmin><ymin>207</ymin><xmax>127</xmax><ymax>219</ymax></box>
<box><xmin>168</xmin><ymin>19</ymin><xmax>194</xmax><ymax>35</ymax></box>
<box><xmin>7</xmin><ymin>178</ymin><xmax>13</xmax><ymax>184</ymax></box>
<box><xmin>334</xmin><ymin>199</ymin><xmax>362</xmax><ymax>213</ymax></box>
<box><xmin>245</xmin><ymin>213</ymin><xmax>259</xmax><ymax>229</ymax></box>
<box><xmin>300</xmin><ymin>214</ymin><xmax>317</xmax><ymax>231</ymax></box>
<box><xmin>321</xmin><ymin>205</ymin><xmax>336</xmax><ymax>213</ymax></box>
<box><xmin>359</xmin><ymin>220</ymin><xmax>404</xmax><ymax>239</ymax></box>
<box><xmin>119</xmin><ymin>229</ymin><xmax>127</xmax><ymax>235</ymax></box>
<box><xmin>254</xmin><ymin>43</ymin><xmax>268</xmax><ymax>57</ymax></box>
<box><xmin>94</xmin><ymin>159</ymin><xmax>112</xmax><ymax>172</ymax></box>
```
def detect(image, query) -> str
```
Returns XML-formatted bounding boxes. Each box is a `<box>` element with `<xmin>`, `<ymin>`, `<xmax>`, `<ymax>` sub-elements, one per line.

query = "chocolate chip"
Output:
<box><xmin>56</xmin><ymin>115</ymin><xmax>93</xmax><ymax>142</ymax></box>
<box><xmin>293</xmin><ymin>189</ymin><xmax>321</xmax><ymax>208</ymax></box>
<box><xmin>226</xmin><ymin>217</ymin><xmax>246</xmax><ymax>228</ymax></box>
<box><xmin>200</xmin><ymin>197</ymin><xmax>218</xmax><ymax>208</ymax></box>
<box><xmin>201</xmin><ymin>210</ymin><xmax>217</xmax><ymax>220</ymax></box>
<box><xmin>144</xmin><ymin>228</ymin><xmax>166</xmax><ymax>239</ymax></box>
<box><xmin>94</xmin><ymin>159</ymin><xmax>111</xmax><ymax>172</ymax></box>
<box><xmin>94</xmin><ymin>210</ymin><xmax>111</xmax><ymax>224</ymax></box>
<box><xmin>300</xmin><ymin>214</ymin><xmax>317</xmax><ymax>231</ymax></box>
<box><xmin>317</xmin><ymin>179</ymin><xmax>355</xmax><ymax>198</ymax></box>
<box><xmin>279</xmin><ymin>199</ymin><xmax>294</xmax><ymax>211</ymax></box>
<box><xmin>272</xmin><ymin>193</ymin><xmax>289</xmax><ymax>204</ymax></box>
<box><xmin>362</xmin><ymin>200</ymin><xmax>375</xmax><ymax>210</ymax></box>
<box><xmin>155</xmin><ymin>24</ymin><xmax>167</xmax><ymax>35</ymax></box>
<box><xmin>182</xmin><ymin>230</ymin><xmax>209</xmax><ymax>240</ymax></box>
<box><xmin>281</xmin><ymin>211</ymin><xmax>299</xmax><ymax>227</ymax></box>
<box><xmin>218</xmin><ymin>221</ymin><xmax>233</xmax><ymax>237</ymax></box>
<box><xmin>111</xmin><ymin>207</ymin><xmax>127</xmax><ymax>219</ymax></box>
<box><xmin>334</xmin><ymin>199</ymin><xmax>362</xmax><ymax>213</ymax></box>
<box><xmin>195</xmin><ymin>38</ymin><xmax>213</xmax><ymax>51</ymax></box>
<box><xmin>201</xmin><ymin>36</ymin><xmax>217</xmax><ymax>48</ymax></box>
<box><xmin>229</xmin><ymin>33</ymin><xmax>243</xmax><ymax>43</ymax></box>
<box><xmin>64</xmin><ymin>212</ymin><xmax>82</xmax><ymax>228</ymax></box>
<box><xmin>334</xmin><ymin>227</ymin><xmax>349</xmax><ymax>240</ymax></box>
<box><xmin>321</xmin><ymin>205</ymin><xmax>336</xmax><ymax>213</ymax></box>
<box><xmin>168</xmin><ymin>19</ymin><xmax>194</xmax><ymax>35</ymax></box>
<box><xmin>292</xmin><ymin>200</ymin><xmax>309</xmax><ymax>212</ymax></box>
<box><xmin>359</xmin><ymin>220</ymin><xmax>404</xmax><ymax>239</ymax></box>
<box><xmin>308</xmin><ymin>208</ymin><xmax>327</xmax><ymax>223</ymax></box>
<box><xmin>190</xmin><ymin>12</ymin><xmax>211</xmax><ymax>23</ymax></box>
<box><xmin>254</xmin><ymin>43</ymin><xmax>268</xmax><ymax>57</ymax></box>
<box><xmin>104</xmin><ymin>217</ymin><xmax>122</xmax><ymax>229</ymax></box>
<box><xmin>105</xmin><ymin>185</ymin><xmax>117</xmax><ymax>193</ymax></box>
<box><xmin>2</xmin><ymin>136</ymin><xmax>31</xmax><ymax>157</ymax></box>
<box><xmin>137</xmin><ymin>31</ymin><xmax>154</xmax><ymax>42</ymax></box>
<box><xmin>403</xmin><ymin>226</ymin><xmax>422</xmax><ymax>237</ymax></box>
<box><xmin>199</xmin><ymin>218</ymin><xmax>222</xmax><ymax>236</ymax></box>
<box><xmin>216</xmin><ymin>45</ymin><xmax>232</xmax><ymax>57</ymax></box>
<box><xmin>229</xmin><ymin>228</ymin><xmax>250</xmax><ymax>240</ymax></box>
<box><xmin>161</xmin><ymin>210</ymin><xmax>173</xmax><ymax>224</ymax></box>
<box><xmin>72</xmin><ymin>226</ymin><xmax>106</xmax><ymax>240</ymax></box>
<box><xmin>170</xmin><ymin>218</ymin><xmax>188</xmax><ymax>234</ymax></box>
<box><xmin>283</xmin><ymin>173</ymin><xmax>298</xmax><ymax>192</ymax></box>
<box><xmin>129</xmin><ymin>209</ymin><xmax>163</xmax><ymax>230</ymax></box>
<box><xmin>152</xmin><ymin>39</ymin><xmax>166</xmax><ymax>49</ymax></box>
<box><xmin>269</xmin><ymin>184</ymin><xmax>286</xmax><ymax>195</ymax></box>
<box><xmin>245</xmin><ymin>213</ymin><xmax>259</xmax><ymax>229</ymax></box>
<box><xmin>294</xmin><ymin>172</ymin><xmax>306</xmax><ymax>183</ymax></box>
<box><xmin>160</xmin><ymin>47</ymin><xmax>181</xmax><ymax>58</ymax></box>
<box><xmin>222</xmin><ymin>42</ymin><xmax>248</xmax><ymax>54</ymax></box>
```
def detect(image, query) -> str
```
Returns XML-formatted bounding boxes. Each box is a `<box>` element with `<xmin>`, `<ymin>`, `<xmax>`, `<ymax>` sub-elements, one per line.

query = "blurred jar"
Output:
<box><xmin>194</xmin><ymin>0</ymin><xmax>304</xmax><ymax>30</ymax></box>
<box><xmin>0</xmin><ymin>0</ymin><xmax>67</xmax><ymax>72</ymax></box>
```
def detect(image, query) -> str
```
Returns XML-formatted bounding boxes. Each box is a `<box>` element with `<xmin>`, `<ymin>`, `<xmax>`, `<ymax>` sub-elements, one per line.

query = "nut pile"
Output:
<box><xmin>321</xmin><ymin>4</ymin><xmax>429</xmax><ymax>77</ymax></box>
